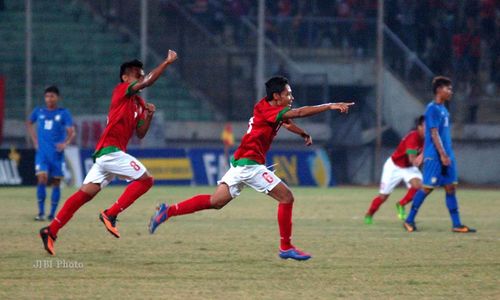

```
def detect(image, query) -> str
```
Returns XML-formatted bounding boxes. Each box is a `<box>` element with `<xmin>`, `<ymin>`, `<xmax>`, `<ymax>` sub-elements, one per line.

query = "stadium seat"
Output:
<box><xmin>0</xmin><ymin>0</ymin><xmax>215</xmax><ymax>121</ymax></box>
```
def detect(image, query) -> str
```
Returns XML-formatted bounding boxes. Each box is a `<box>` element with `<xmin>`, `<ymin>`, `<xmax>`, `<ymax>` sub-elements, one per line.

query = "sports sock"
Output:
<box><xmin>37</xmin><ymin>183</ymin><xmax>46</xmax><ymax>216</ymax></box>
<box><xmin>278</xmin><ymin>202</ymin><xmax>293</xmax><ymax>250</ymax></box>
<box><xmin>399</xmin><ymin>188</ymin><xmax>418</xmax><ymax>206</ymax></box>
<box><xmin>405</xmin><ymin>189</ymin><xmax>428</xmax><ymax>224</ymax></box>
<box><xmin>49</xmin><ymin>189</ymin><xmax>93</xmax><ymax>237</ymax></box>
<box><xmin>49</xmin><ymin>186</ymin><xmax>61</xmax><ymax>217</ymax></box>
<box><xmin>167</xmin><ymin>194</ymin><xmax>212</xmax><ymax>217</ymax></box>
<box><xmin>367</xmin><ymin>196</ymin><xmax>384</xmax><ymax>216</ymax></box>
<box><xmin>446</xmin><ymin>191</ymin><xmax>462</xmax><ymax>227</ymax></box>
<box><xmin>106</xmin><ymin>176</ymin><xmax>154</xmax><ymax>217</ymax></box>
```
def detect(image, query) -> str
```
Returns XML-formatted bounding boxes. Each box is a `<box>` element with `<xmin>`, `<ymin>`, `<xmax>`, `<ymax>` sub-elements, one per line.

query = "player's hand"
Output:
<box><xmin>414</xmin><ymin>153</ymin><xmax>423</xmax><ymax>167</ymax></box>
<box><xmin>165</xmin><ymin>50</ymin><xmax>178</xmax><ymax>64</ymax></box>
<box><xmin>56</xmin><ymin>143</ymin><xmax>66</xmax><ymax>152</ymax></box>
<box><xmin>440</xmin><ymin>154</ymin><xmax>451</xmax><ymax>166</ymax></box>
<box><xmin>302</xmin><ymin>133</ymin><xmax>313</xmax><ymax>146</ymax></box>
<box><xmin>145</xmin><ymin>103</ymin><xmax>156</xmax><ymax>117</ymax></box>
<box><xmin>330</xmin><ymin>102</ymin><xmax>355</xmax><ymax>113</ymax></box>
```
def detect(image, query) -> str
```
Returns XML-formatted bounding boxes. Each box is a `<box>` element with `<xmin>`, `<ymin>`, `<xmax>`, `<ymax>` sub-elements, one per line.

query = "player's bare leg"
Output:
<box><xmin>148</xmin><ymin>183</ymin><xmax>231</xmax><ymax>234</ymax></box>
<box><xmin>35</xmin><ymin>173</ymin><xmax>49</xmax><ymax>221</ymax></box>
<box><xmin>365</xmin><ymin>193</ymin><xmax>389</xmax><ymax>224</ymax></box>
<box><xmin>40</xmin><ymin>183</ymin><xmax>100</xmax><ymax>255</ymax></box>
<box><xmin>268</xmin><ymin>182</ymin><xmax>311</xmax><ymax>261</ymax></box>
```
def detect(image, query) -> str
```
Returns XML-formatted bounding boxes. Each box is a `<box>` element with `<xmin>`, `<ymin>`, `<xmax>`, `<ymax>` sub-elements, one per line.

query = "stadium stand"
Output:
<box><xmin>0</xmin><ymin>0</ymin><xmax>216</xmax><ymax>121</ymax></box>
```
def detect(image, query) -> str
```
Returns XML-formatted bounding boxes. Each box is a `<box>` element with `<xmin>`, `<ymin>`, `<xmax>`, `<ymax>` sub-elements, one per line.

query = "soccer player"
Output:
<box><xmin>148</xmin><ymin>76</ymin><xmax>354</xmax><ymax>261</ymax></box>
<box><xmin>27</xmin><ymin>86</ymin><xmax>75</xmax><ymax>221</ymax></box>
<box><xmin>39</xmin><ymin>50</ymin><xmax>178</xmax><ymax>255</ymax></box>
<box><xmin>403</xmin><ymin>76</ymin><xmax>476</xmax><ymax>233</ymax></box>
<box><xmin>364</xmin><ymin>116</ymin><xmax>425</xmax><ymax>224</ymax></box>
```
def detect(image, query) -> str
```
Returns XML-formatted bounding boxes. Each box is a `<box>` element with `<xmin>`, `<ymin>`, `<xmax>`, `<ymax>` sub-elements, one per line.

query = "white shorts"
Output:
<box><xmin>217</xmin><ymin>164</ymin><xmax>282</xmax><ymax>198</ymax></box>
<box><xmin>379</xmin><ymin>157</ymin><xmax>422</xmax><ymax>195</ymax></box>
<box><xmin>83</xmin><ymin>151</ymin><xmax>147</xmax><ymax>188</ymax></box>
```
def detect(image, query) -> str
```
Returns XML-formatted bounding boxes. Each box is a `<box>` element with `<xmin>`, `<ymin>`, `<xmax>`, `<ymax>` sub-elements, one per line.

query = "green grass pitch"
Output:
<box><xmin>0</xmin><ymin>186</ymin><xmax>499</xmax><ymax>299</ymax></box>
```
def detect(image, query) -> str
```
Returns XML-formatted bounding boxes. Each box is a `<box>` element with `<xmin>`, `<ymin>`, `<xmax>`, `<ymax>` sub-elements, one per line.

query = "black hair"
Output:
<box><xmin>265</xmin><ymin>76</ymin><xmax>289</xmax><ymax>101</ymax></box>
<box><xmin>119</xmin><ymin>59</ymin><xmax>143</xmax><ymax>82</ymax></box>
<box><xmin>415</xmin><ymin>115</ymin><xmax>425</xmax><ymax>128</ymax></box>
<box><xmin>44</xmin><ymin>85</ymin><xmax>59</xmax><ymax>95</ymax></box>
<box><xmin>432</xmin><ymin>76</ymin><xmax>452</xmax><ymax>94</ymax></box>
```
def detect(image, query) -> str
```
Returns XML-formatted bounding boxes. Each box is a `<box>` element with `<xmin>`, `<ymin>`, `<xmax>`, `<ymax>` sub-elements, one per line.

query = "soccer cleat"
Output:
<box><xmin>396</xmin><ymin>203</ymin><xmax>406</xmax><ymax>220</ymax></box>
<box><xmin>452</xmin><ymin>225</ymin><xmax>477</xmax><ymax>233</ymax></box>
<box><xmin>39</xmin><ymin>227</ymin><xmax>56</xmax><ymax>255</ymax></box>
<box><xmin>279</xmin><ymin>247</ymin><xmax>312</xmax><ymax>261</ymax></box>
<box><xmin>403</xmin><ymin>222</ymin><xmax>417</xmax><ymax>232</ymax></box>
<box><xmin>148</xmin><ymin>203</ymin><xmax>169</xmax><ymax>234</ymax></box>
<box><xmin>364</xmin><ymin>214</ymin><xmax>373</xmax><ymax>224</ymax></box>
<box><xmin>99</xmin><ymin>210</ymin><xmax>120</xmax><ymax>238</ymax></box>
<box><xmin>47</xmin><ymin>215</ymin><xmax>54</xmax><ymax>221</ymax></box>
<box><xmin>34</xmin><ymin>214</ymin><xmax>45</xmax><ymax>221</ymax></box>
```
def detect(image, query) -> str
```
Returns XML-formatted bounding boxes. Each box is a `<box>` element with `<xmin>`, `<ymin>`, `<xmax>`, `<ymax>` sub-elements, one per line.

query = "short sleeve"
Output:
<box><xmin>425</xmin><ymin>105</ymin><xmax>441</xmax><ymax>129</ymax></box>
<box><xmin>29</xmin><ymin>108</ymin><xmax>38</xmax><ymax>123</ymax></box>
<box><xmin>405</xmin><ymin>133</ymin><xmax>419</xmax><ymax>155</ymax></box>
<box><xmin>125</xmin><ymin>81</ymin><xmax>139</xmax><ymax>97</ymax></box>
<box><xmin>264</xmin><ymin>106</ymin><xmax>290</xmax><ymax>123</ymax></box>
<box><xmin>63</xmin><ymin>110</ymin><xmax>73</xmax><ymax>127</ymax></box>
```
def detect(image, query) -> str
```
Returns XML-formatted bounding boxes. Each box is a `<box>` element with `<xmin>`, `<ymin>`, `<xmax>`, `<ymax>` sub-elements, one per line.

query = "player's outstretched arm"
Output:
<box><xmin>136</xmin><ymin>103</ymin><xmax>156</xmax><ymax>139</ymax></box>
<box><xmin>430</xmin><ymin>128</ymin><xmax>450</xmax><ymax>166</ymax></box>
<box><xmin>131</xmin><ymin>50</ymin><xmax>178</xmax><ymax>92</ymax></box>
<box><xmin>282</xmin><ymin>102</ymin><xmax>354</xmax><ymax>121</ymax></box>
<box><xmin>283</xmin><ymin>120</ymin><xmax>312</xmax><ymax>146</ymax></box>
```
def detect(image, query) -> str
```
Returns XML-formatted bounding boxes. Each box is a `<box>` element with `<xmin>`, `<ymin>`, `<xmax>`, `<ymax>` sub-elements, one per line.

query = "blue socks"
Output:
<box><xmin>36</xmin><ymin>184</ymin><xmax>46</xmax><ymax>216</ymax></box>
<box><xmin>405</xmin><ymin>189</ymin><xmax>428</xmax><ymax>224</ymax></box>
<box><xmin>446</xmin><ymin>191</ymin><xmax>462</xmax><ymax>228</ymax></box>
<box><xmin>50</xmin><ymin>186</ymin><xmax>61</xmax><ymax>217</ymax></box>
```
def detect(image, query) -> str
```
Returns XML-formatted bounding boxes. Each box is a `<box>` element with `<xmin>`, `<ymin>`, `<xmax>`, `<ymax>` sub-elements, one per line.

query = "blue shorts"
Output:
<box><xmin>422</xmin><ymin>157</ymin><xmax>458</xmax><ymax>188</ymax></box>
<box><xmin>35</xmin><ymin>150</ymin><xmax>64</xmax><ymax>178</ymax></box>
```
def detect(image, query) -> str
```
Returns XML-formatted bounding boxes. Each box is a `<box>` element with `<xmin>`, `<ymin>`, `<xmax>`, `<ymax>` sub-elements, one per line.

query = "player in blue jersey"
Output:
<box><xmin>403</xmin><ymin>76</ymin><xmax>475</xmax><ymax>233</ymax></box>
<box><xmin>27</xmin><ymin>86</ymin><xmax>75</xmax><ymax>221</ymax></box>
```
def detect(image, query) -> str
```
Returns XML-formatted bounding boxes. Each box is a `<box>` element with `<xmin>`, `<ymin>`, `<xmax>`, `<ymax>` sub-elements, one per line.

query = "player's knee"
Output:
<box><xmin>211</xmin><ymin>199</ymin><xmax>227</xmax><ymax>210</ymax></box>
<box><xmin>445</xmin><ymin>185</ymin><xmax>456</xmax><ymax>194</ymax></box>
<box><xmin>37</xmin><ymin>175</ymin><xmax>48</xmax><ymax>185</ymax></box>
<box><xmin>280</xmin><ymin>191</ymin><xmax>294</xmax><ymax>204</ymax></box>
<box><xmin>52</xmin><ymin>179</ymin><xmax>61</xmax><ymax>187</ymax></box>
<box><xmin>422</xmin><ymin>187</ymin><xmax>433</xmax><ymax>194</ymax></box>
<box><xmin>141</xmin><ymin>175</ymin><xmax>154</xmax><ymax>189</ymax></box>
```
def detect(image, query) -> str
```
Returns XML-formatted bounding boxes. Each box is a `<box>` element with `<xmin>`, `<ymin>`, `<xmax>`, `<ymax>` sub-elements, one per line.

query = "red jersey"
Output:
<box><xmin>233</xmin><ymin>98</ymin><xmax>290</xmax><ymax>165</ymax></box>
<box><xmin>94</xmin><ymin>82</ymin><xmax>146</xmax><ymax>154</ymax></box>
<box><xmin>391</xmin><ymin>130</ymin><xmax>423</xmax><ymax>168</ymax></box>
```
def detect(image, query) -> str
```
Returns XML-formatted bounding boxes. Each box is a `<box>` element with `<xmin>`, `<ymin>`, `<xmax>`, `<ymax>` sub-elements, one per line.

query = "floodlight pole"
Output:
<box><xmin>375</xmin><ymin>0</ymin><xmax>384</xmax><ymax>181</ymax></box>
<box><xmin>140</xmin><ymin>0</ymin><xmax>148</xmax><ymax>100</ymax></box>
<box><xmin>255</xmin><ymin>0</ymin><xmax>265</xmax><ymax>100</ymax></box>
<box><xmin>25</xmin><ymin>0</ymin><xmax>33</xmax><ymax>144</ymax></box>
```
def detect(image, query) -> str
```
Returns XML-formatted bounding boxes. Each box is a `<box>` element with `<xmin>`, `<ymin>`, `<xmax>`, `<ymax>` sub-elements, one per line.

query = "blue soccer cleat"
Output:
<box><xmin>148</xmin><ymin>203</ymin><xmax>169</xmax><ymax>234</ymax></box>
<box><xmin>279</xmin><ymin>247</ymin><xmax>312</xmax><ymax>261</ymax></box>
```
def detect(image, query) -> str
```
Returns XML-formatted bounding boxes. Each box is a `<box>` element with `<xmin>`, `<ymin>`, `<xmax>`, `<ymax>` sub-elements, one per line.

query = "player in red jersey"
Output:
<box><xmin>364</xmin><ymin>116</ymin><xmax>425</xmax><ymax>224</ymax></box>
<box><xmin>148</xmin><ymin>76</ymin><xmax>354</xmax><ymax>260</ymax></box>
<box><xmin>39</xmin><ymin>50</ymin><xmax>178</xmax><ymax>255</ymax></box>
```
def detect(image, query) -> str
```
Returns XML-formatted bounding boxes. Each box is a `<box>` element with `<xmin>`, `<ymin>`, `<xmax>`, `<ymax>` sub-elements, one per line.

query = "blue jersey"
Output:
<box><xmin>423</xmin><ymin>101</ymin><xmax>454</xmax><ymax>160</ymax></box>
<box><xmin>29</xmin><ymin>107</ymin><xmax>73</xmax><ymax>154</ymax></box>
